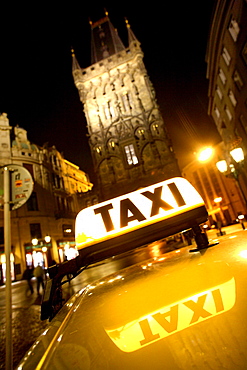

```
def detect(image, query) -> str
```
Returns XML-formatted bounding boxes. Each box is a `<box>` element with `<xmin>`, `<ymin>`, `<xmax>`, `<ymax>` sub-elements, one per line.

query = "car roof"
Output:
<box><xmin>18</xmin><ymin>237</ymin><xmax>247</xmax><ymax>369</ymax></box>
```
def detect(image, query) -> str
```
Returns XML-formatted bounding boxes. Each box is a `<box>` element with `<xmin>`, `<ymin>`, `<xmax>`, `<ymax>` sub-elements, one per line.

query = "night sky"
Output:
<box><xmin>0</xmin><ymin>1</ymin><xmax>220</xmax><ymax>183</ymax></box>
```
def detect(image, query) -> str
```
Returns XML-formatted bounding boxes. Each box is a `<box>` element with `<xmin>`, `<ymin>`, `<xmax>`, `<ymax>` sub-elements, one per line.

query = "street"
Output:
<box><xmin>0</xmin><ymin>223</ymin><xmax>246</xmax><ymax>369</ymax></box>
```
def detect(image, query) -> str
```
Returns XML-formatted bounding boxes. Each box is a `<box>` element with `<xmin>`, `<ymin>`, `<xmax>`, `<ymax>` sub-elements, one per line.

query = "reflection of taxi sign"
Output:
<box><xmin>105</xmin><ymin>277</ymin><xmax>236</xmax><ymax>352</ymax></box>
<box><xmin>76</xmin><ymin>177</ymin><xmax>207</xmax><ymax>250</ymax></box>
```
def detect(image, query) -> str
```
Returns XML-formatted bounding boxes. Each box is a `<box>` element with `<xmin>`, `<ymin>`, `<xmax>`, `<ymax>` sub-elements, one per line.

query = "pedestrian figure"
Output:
<box><xmin>33</xmin><ymin>263</ymin><xmax>44</xmax><ymax>295</ymax></box>
<box><xmin>216</xmin><ymin>220</ymin><xmax>223</xmax><ymax>236</ymax></box>
<box><xmin>240</xmin><ymin>219</ymin><xmax>246</xmax><ymax>230</ymax></box>
<box><xmin>23</xmin><ymin>266</ymin><xmax>34</xmax><ymax>295</ymax></box>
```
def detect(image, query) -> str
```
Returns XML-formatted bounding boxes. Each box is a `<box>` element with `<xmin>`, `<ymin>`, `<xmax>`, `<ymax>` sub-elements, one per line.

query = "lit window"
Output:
<box><xmin>225</xmin><ymin>105</ymin><xmax>232</xmax><ymax>121</ymax></box>
<box><xmin>214</xmin><ymin>105</ymin><xmax>220</xmax><ymax>118</ymax></box>
<box><xmin>219</xmin><ymin>68</ymin><xmax>226</xmax><ymax>85</ymax></box>
<box><xmin>216</xmin><ymin>86</ymin><xmax>223</xmax><ymax>100</ymax></box>
<box><xmin>95</xmin><ymin>146</ymin><xmax>102</xmax><ymax>154</ymax></box>
<box><xmin>63</xmin><ymin>224</ymin><xmax>74</xmax><ymax>237</ymax></box>
<box><xmin>153</xmin><ymin>124</ymin><xmax>160</xmax><ymax>134</ymax></box>
<box><xmin>222</xmin><ymin>47</ymin><xmax>231</xmax><ymax>66</ymax></box>
<box><xmin>233</xmin><ymin>70</ymin><xmax>243</xmax><ymax>90</ymax></box>
<box><xmin>228</xmin><ymin>19</ymin><xmax>240</xmax><ymax>41</ymax></box>
<box><xmin>122</xmin><ymin>92</ymin><xmax>132</xmax><ymax>111</ymax></box>
<box><xmin>228</xmin><ymin>90</ymin><xmax>237</xmax><ymax>106</ymax></box>
<box><xmin>242</xmin><ymin>42</ymin><xmax>247</xmax><ymax>64</ymax></box>
<box><xmin>138</xmin><ymin>129</ymin><xmax>145</xmax><ymax>139</ymax></box>
<box><xmin>125</xmin><ymin>144</ymin><xmax>138</xmax><ymax>165</ymax></box>
<box><xmin>104</xmin><ymin>102</ymin><xmax>115</xmax><ymax>119</ymax></box>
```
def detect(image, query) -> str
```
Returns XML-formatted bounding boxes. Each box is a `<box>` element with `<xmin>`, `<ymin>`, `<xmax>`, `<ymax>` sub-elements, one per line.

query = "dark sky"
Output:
<box><xmin>0</xmin><ymin>1</ymin><xmax>220</xmax><ymax>182</ymax></box>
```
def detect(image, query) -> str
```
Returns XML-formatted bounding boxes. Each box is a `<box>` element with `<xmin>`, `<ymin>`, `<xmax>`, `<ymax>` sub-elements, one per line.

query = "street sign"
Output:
<box><xmin>0</xmin><ymin>165</ymin><xmax>33</xmax><ymax>210</ymax></box>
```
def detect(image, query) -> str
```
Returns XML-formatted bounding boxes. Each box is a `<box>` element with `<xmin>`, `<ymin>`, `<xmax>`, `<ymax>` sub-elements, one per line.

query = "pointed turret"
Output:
<box><xmin>125</xmin><ymin>18</ymin><xmax>139</xmax><ymax>45</ymax></box>
<box><xmin>71</xmin><ymin>48</ymin><xmax>81</xmax><ymax>73</ymax></box>
<box><xmin>90</xmin><ymin>10</ymin><xmax>125</xmax><ymax>64</ymax></box>
<box><xmin>71</xmin><ymin>48</ymin><xmax>85</xmax><ymax>103</ymax></box>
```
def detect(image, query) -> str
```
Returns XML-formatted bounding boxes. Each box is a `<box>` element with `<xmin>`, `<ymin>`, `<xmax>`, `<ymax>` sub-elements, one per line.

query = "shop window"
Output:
<box><xmin>30</xmin><ymin>223</ymin><xmax>42</xmax><ymax>239</ymax></box>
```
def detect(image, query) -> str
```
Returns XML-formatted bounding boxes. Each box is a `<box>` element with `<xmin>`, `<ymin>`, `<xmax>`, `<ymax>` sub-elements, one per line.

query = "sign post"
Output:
<box><xmin>4</xmin><ymin>166</ymin><xmax>12</xmax><ymax>370</ymax></box>
<box><xmin>1</xmin><ymin>165</ymin><xmax>33</xmax><ymax>370</ymax></box>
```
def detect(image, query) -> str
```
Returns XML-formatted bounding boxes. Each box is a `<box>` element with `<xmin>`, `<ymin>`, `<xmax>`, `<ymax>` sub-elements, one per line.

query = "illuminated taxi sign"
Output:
<box><xmin>75</xmin><ymin>177</ymin><xmax>205</xmax><ymax>249</ymax></box>
<box><xmin>105</xmin><ymin>277</ymin><xmax>236</xmax><ymax>352</ymax></box>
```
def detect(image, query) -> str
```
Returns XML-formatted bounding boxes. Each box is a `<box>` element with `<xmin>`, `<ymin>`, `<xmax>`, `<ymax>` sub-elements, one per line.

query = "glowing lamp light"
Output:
<box><xmin>230</xmin><ymin>147</ymin><xmax>244</xmax><ymax>163</ymax></box>
<box><xmin>216</xmin><ymin>160</ymin><xmax>228</xmax><ymax>173</ymax></box>
<box><xmin>32</xmin><ymin>238</ymin><xmax>38</xmax><ymax>246</ymax></box>
<box><xmin>198</xmin><ymin>147</ymin><xmax>213</xmax><ymax>162</ymax></box>
<box><xmin>44</xmin><ymin>235</ymin><xmax>51</xmax><ymax>243</ymax></box>
<box><xmin>42</xmin><ymin>247</ymin><xmax>47</xmax><ymax>253</ymax></box>
<box><xmin>214</xmin><ymin>197</ymin><xmax>222</xmax><ymax>204</ymax></box>
<box><xmin>238</xmin><ymin>214</ymin><xmax>244</xmax><ymax>220</ymax></box>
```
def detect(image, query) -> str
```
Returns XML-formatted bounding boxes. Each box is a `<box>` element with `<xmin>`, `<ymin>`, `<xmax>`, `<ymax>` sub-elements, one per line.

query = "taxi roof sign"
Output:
<box><xmin>76</xmin><ymin>177</ymin><xmax>207</xmax><ymax>250</ymax></box>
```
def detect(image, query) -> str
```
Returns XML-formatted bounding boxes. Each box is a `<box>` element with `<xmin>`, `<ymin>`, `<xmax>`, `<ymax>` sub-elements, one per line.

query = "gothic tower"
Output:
<box><xmin>72</xmin><ymin>12</ymin><xmax>180</xmax><ymax>201</ymax></box>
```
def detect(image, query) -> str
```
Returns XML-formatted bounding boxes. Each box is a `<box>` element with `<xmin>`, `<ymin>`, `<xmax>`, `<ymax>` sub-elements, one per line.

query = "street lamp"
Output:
<box><xmin>214</xmin><ymin>196</ymin><xmax>223</xmax><ymax>219</ymax></box>
<box><xmin>44</xmin><ymin>235</ymin><xmax>51</xmax><ymax>243</ymax></box>
<box><xmin>197</xmin><ymin>147</ymin><xmax>214</xmax><ymax>162</ymax></box>
<box><xmin>214</xmin><ymin>196</ymin><xmax>223</xmax><ymax>205</ymax></box>
<box><xmin>216</xmin><ymin>146</ymin><xmax>247</xmax><ymax>208</ymax></box>
<box><xmin>31</xmin><ymin>238</ymin><xmax>38</xmax><ymax>246</ymax></box>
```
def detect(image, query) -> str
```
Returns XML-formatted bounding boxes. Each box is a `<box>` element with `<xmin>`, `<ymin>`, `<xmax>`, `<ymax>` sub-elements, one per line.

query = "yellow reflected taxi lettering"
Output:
<box><xmin>105</xmin><ymin>278</ymin><xmax>236</xmax><ymax>352</ymax></box>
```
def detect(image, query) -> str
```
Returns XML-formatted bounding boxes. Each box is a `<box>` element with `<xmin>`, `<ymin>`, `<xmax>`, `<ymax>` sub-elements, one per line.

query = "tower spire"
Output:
<box><xmin>71</xmin><ymin>48</ymin><xmax>81</xmax><ymax>72</ymax></box>
<box><xmin>125</xmin><ymin>18</ymin><xmax>139</xmax><ymax>45</ymax></box>
<box><xmin>90</xmin><ymin>12</ymin><xmax>125</xmax><ymax>64</ymax></box>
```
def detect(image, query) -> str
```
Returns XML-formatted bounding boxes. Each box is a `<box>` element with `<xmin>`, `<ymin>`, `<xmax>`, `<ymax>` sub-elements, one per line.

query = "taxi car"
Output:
<box><xmin>17</xmin><ymin>178</ymin><xmax>247</xmax><ymax>369</ymax></box>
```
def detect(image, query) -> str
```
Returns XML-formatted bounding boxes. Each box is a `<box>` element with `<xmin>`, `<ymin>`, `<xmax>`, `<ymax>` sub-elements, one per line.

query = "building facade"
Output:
<box><xmin>206</xmin><ymin>0</ymin><xmax>247</xmax><ymax>203</ymax></box>
<box><xmin>182</xmin><ymin>142</ymin><xmax>246</xmax><ymax>227</ymax></box>
<box><xmin>72</xmin><ymin>13</ymin><xmax>180</xmax><ymax>201</ymax></box>
<box><xmin>0</xmin><ymin>113</ymin><xmax>93</xmax><ymax>283</ymax></box>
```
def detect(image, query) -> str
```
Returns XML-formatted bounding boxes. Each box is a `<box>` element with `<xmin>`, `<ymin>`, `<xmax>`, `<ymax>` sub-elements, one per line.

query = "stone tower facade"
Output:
<box><xmin>72</xmin><ymin>13</ymin><xmax>180</xmax><ymax>200</ymax></box>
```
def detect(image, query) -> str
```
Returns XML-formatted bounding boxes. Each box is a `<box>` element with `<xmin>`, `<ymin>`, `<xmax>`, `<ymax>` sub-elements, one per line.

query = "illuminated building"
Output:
<box><xmin>0</xmin><ymin>113</ymin><xmax>93</xmax><ymax>283</ymax></box>
<box><xmin>182</xmin><ymin>142</ymin><xmax>246</xmax><ymax>226</ymax></box>
<box><xmin>206</xmin><ymin>0</ymin><xmax>247</xmax><ymax>201</ymax></box>
<box><xmin>72</xmin><ymin>12</ymin><xmax>180</xmax><ymax>201</ymax></box>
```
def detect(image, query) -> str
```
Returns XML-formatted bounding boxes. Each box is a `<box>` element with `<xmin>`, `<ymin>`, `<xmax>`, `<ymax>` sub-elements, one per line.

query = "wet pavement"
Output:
<box><xmin>0</xmin><ymin>282</ymin><xmax>48</xmax><ymax>369</ymax></box>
